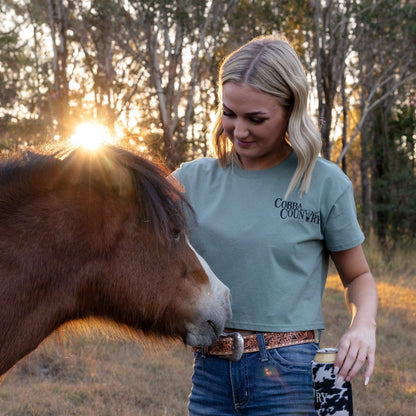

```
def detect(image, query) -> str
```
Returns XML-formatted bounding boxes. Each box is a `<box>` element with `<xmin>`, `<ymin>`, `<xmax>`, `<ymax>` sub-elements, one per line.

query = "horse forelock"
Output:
<box><xmin>60</xmin><ymin>146</ymin><xmax>191</xmax><ymax>245</ymax></box>
<box><xmin>103</xmin><ymin>147</ymin><xmax>191</xmax><ymax>244</ymax></box>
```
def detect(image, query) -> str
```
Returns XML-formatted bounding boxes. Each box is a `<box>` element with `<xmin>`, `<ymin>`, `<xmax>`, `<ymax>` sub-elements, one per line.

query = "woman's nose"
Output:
<box><xmin>234</xmin><ymin>119</ymin><xmax>249</xmax><ymax>139</ymax></box>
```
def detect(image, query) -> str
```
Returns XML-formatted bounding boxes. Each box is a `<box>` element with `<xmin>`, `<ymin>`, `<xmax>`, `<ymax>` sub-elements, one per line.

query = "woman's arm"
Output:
<box><xmin>330</xmin><ymin>244</ymin><xmax>378</xmax><ymax>385</ymax></box>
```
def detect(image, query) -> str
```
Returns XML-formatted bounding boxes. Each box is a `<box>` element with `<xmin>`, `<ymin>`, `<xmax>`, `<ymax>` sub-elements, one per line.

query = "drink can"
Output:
<box><xmin>312</xmin><ymin>348</ymin><xmax>354</xmax><ymax>415</ymax></box>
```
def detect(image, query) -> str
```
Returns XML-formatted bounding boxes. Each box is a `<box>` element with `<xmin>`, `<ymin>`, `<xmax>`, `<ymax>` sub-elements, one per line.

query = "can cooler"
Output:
<box><xmin>312</xmin><ymin>348</ymin><xmax>354</xmax><ymax>415</ymax></box>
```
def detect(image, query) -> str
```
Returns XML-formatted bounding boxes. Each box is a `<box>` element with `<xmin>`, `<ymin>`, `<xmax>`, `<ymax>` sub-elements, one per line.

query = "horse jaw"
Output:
<box><xmin>184</xmin><ymin>239</ymin><xmax>232</xmax><ymax>346</ymax></box>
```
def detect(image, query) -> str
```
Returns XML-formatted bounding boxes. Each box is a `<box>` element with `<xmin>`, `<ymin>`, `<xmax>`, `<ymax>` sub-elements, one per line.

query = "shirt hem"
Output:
<box><xmin>327</xmin><ymin>235</ymin><xmax>365</xmax><ymax>252</ymax></box>
<box><xmin>225</xmin><ymin>321</ymin><xmax>325</xmax><ymax>333</ymax></box>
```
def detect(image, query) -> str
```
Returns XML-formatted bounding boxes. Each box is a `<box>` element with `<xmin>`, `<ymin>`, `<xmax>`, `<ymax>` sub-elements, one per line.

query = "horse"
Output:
<box><xmin>0</xmin><ymin>145</ymin><xmax>231</xmax><ymax>376</ymax></box>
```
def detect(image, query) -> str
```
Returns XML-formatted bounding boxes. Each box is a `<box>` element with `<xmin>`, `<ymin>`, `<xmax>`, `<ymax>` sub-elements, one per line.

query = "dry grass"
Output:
<box><xmin>1</xmin><ymin>253</ymin><xmax>416</xmax><ymax>415</ymax></box>
<box><xmin>322</xmin><ymin>272</ymin><xmax>416</xmax><ymax>416</ymax></box>
<box><xmin>0</xmin><ymin>337</ymin><xmax>194</xmax><ymax>416</ymax></box>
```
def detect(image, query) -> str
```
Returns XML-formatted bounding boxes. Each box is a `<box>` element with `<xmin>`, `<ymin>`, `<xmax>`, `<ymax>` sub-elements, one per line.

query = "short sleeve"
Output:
<box><xmin>323</xmin><ymin>183</ymin><xmax>365</xmax><ymax>252</ymax></box>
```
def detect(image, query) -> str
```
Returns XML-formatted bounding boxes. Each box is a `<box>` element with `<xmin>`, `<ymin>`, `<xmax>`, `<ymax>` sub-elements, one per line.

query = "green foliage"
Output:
<box><xmin>372</xmin><ymin>104</ymin><xmax>416</xmax><ymax>244</ymax></box>
<box><xmin>0</xmin><ymin>24</ymin><xmax>33</xmax><ymax>111</ymax></box>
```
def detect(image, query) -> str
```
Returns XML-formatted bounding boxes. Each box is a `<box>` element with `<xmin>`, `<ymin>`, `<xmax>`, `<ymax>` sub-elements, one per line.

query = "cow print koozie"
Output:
<box><xmin>312</xmin><ymin>356</ymin><xmax>354</xmax><ymax>415</ymax></box>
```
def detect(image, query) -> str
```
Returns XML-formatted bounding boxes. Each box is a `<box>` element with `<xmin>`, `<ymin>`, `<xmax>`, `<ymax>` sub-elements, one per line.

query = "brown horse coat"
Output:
<box><xmin>0</xmin><ymin>146</ymin><xmax>231</xmax><ymax>375</ymax></box>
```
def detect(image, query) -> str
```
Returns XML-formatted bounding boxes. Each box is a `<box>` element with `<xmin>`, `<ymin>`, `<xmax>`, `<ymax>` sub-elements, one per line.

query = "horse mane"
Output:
<box><xmin>94</xmin><ymin>146</ymin><xmax>192</xmax><ymax>243</ymax></box>
<box><xmin>0</xmin><ymin>152</ymin><xmax>61</xmax><ymax>187</ymax></box>
<box><xmin>0</xmin><ymin>146</ymin><xmax>191</xmax><ymax>245</ymax></box>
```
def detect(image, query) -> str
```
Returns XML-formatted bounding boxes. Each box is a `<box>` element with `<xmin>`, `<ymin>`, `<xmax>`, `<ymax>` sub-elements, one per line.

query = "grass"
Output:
<box><xmin>322</xmin><ymin>274</ymin><xmax>416</xmax><ymax>415</ymax></box>
<box><xmin>1</xmin><ymin>241</ymin><xmax>416</xmax><ymax>415</ymax></box>
<box><xmin>0</xmin><ymin>337</ymin><xmax>194</xmax><ymax>416</ymax></box>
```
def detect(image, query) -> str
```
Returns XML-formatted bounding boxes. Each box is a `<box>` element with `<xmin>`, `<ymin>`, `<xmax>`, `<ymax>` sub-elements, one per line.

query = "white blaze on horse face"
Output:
<box><xmin>185</xmin><ymin>238</ymin><xmax>232</xmax><ymax>346</ymax></box>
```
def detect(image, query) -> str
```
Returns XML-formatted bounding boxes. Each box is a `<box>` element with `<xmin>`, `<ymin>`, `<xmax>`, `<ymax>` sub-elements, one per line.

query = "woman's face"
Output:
<box><xmin>222</xmin><ymin>82</ymin><xmax>292</xmax><ymax>170</ymax></box>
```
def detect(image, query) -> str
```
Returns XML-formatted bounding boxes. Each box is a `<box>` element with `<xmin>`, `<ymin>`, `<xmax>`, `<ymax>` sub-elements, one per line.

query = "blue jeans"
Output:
<box><xmin>189</xmin><ymin>334</ymin><xmax>319</xmax><ymax>415</ymax></box>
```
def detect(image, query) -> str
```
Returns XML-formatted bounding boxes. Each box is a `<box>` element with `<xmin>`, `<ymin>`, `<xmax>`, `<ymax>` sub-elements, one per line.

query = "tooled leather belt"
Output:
<box><xmin>192</xmin><ymin>330</ymin><xmax>319</xmax><ymax>362</ymax></box>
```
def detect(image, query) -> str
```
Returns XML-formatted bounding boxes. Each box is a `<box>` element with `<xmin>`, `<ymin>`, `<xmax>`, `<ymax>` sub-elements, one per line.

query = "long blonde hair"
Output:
<box><xmin>211</xmin><ymin>35</ymin><xmax>321</xmax><ymax>196</ymax></box>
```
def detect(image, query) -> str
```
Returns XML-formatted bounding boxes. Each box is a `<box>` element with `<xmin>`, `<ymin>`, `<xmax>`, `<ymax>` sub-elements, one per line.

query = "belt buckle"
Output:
<box><xmin>220</xmin><ymin>332</ymin><xmax>244</xmax><ymax>362</ymax></box>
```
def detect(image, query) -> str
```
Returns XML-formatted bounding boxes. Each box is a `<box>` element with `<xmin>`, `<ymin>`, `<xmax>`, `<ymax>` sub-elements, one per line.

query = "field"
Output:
<box><xmin>1</xmin><ymin>244</ymin><xmax>415</xmax><ymax>415</ymax></box>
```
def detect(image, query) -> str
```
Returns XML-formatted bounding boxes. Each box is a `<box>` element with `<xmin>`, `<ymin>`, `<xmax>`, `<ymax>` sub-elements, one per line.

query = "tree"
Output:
<box><xmin>1</xmin><ymin>0</ymin><xmax>416</xmax><ymax>246</ymax></box>
<box><xmin>69</xmin><ymin>0</ymin><xmax>131</xmax><ymax>132</ymax></box>
<box><xmin>348</xmin><ymin>0</ymin><xmax>416</xmax><ymax>236</ymax></box>
<box><xmin>0</xmin><ymin>0</ymin><xmax>54</xmax><ymax>150</ymax></box>
<box><xmin>46</xmin><ymin>0</ymin><xmax>70</xmax><ymax>139</ymax></box>
<box><xmin>371</xmin><ymin>103</ymin><xmax>416</xmax><ymax>244</ymax></box>
<box><xmin>309</xmin><ymin>0</ymin><xmax>353</xmax><ymax>161</ymax></box>
<box><xmin>111</xmin><ymin>0</ymin><xmax>238</xmax><ymax>167</ymax></box>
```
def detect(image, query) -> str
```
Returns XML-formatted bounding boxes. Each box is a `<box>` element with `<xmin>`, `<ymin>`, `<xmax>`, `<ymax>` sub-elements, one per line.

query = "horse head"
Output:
<box><xmin>0</xmin><ymin>146</ymin><xmax>231</xmax><ymax>375</ymax></box>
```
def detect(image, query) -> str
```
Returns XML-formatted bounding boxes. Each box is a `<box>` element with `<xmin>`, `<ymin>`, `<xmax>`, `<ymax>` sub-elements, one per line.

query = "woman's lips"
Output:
<box><xmin>236</xmin><ymin>139</ymin><xmax>255</xmax><ymax>148</ymax></box>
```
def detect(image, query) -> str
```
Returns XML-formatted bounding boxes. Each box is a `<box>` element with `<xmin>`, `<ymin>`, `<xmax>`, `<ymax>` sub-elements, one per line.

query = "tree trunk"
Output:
<box><xmin>47</xmin><ymin>0</ymin><xmax>70</xmax><ymax>139</ymax></box>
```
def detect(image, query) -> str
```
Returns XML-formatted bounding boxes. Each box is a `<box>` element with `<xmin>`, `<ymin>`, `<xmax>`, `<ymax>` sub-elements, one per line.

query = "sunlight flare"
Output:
<box><xmin>69</xmin><ymin>123</ymin><xmax>114</xmax><ymax>150</ymax></box>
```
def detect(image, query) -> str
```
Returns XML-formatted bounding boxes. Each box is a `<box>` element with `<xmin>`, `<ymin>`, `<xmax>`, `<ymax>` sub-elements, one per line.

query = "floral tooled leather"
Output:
<box><xmin>193</xmin><ymin>330</ymin><xmax>317</xmax><ymax>357</ymax></box>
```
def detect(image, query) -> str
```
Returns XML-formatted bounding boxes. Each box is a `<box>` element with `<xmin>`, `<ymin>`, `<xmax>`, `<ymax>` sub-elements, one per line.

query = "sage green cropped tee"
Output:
<box><xmin>173</xmin><ymin>152</ymin><xmax>364</xmax><ymax>332</ymax></box>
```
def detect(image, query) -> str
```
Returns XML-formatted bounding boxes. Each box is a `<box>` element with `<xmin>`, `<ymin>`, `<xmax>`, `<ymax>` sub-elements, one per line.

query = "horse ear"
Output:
<box><xmin>63</xmin><ymin>149</ymin><xmax>134</xmax><ymax>197</ymax></box>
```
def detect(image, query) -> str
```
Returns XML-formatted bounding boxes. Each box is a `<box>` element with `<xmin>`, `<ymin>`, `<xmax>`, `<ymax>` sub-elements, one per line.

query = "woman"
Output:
<box><xmin>173</xmin><ymin>35</ymin><xmax>377</xmax><ymax>415</ymax></box>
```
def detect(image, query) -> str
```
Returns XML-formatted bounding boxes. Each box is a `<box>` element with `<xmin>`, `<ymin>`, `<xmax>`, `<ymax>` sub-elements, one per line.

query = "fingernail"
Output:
<box><xmin>334</xmin><ymin>366</ymin><xmax>340</xmax><ymax>375</ymax></box>
<box><xmin>365</xmin><ymin>377</ymin><xmax>370</xmax><ymax>386</ymax></box>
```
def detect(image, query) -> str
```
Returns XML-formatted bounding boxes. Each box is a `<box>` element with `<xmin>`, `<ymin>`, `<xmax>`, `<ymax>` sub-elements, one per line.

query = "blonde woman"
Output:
<box><xmin>173</xmin><ymin>35</ymin><xmax>377</xmax><ymax>415</ymax></box>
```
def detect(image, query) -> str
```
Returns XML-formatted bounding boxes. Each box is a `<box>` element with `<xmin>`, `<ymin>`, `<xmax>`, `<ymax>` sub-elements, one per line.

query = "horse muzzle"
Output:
<box><xmin>184</xmin><ymin>282</ymin><xmax>232</xmax><ymax>346</ymax></box>
<box><xmin>184</xmin><ymin>248</ymin><xmax>231</xmax><ymax>346</ymax></box>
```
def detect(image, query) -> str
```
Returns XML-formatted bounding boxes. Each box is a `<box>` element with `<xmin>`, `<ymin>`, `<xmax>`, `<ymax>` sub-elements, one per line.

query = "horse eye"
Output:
<box><xmin>173</xmin><ymin>231</ymin><xmax>181</xmax><ymax>242</ymax></box>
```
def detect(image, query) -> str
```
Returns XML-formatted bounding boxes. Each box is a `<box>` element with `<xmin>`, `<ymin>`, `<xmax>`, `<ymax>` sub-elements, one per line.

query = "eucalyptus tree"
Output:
<box><xmin>306</xmin><ymin>0</ymin><xmax>415</xmax><ymax>241</ymax></box>
<box><xmin>68</xmin><ymin>0</ymin><xmax>137</xmax><ymax>133</ymax></box>
<box><xmin>45</xmin><ymin>0</ymin><xmax>71</xmax><ymax>138</ymax></box>
<box><xmin>347</xmin><ymin>0</ymin><xmax>416</xmax><ymax>238</ymax></box>
<box><xmin>106</xmin><ymin>0</ymin><xmax>238</xmax><ymax>167</ymax></box>
<box><xmin>309</xmin><ymin>0</ymin><xmax>354</xmax><ymax>161</ymax></box>
<box><xmin>0</xmin><ymin>0</ymin><xmax>54</xmax><ymax>149</ymax></box>
<box><xmin>110</xmin><ymin>0</ymin><xmax>312</xmax><ymax>167</ymax></box>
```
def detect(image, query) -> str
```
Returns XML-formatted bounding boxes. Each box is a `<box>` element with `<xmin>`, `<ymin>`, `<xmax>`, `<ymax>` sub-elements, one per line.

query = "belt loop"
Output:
<box><xmin>256</xmin><ymin>333</ymin><xmax>268</xmax><ymax>362</ymax></box>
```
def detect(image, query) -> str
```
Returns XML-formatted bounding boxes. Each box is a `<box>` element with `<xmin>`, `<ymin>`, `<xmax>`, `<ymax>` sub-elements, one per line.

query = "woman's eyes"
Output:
<box><xmin>222</xmin><ymin>111</ymin><xmax>265</xmax><ymax>124</ymax></box>
<box><xmin>222</xmin><ymin>110</ymin><xmax>234</xmax><ymax>118</ymax></box>
<box><xmin>250</xmin><ymin>117</ymin><xmax>265</xmax><ymax>124</ymax></box>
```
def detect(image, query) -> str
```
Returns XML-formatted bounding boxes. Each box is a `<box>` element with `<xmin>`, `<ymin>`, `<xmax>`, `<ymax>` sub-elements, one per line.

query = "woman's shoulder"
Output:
<box><xmin>313</xmin><ymin>156</ymin><xmax>352</xmax><ymax>186</ymax></box>
<box><xmin>179</xmin><ymin>157</ymin><xmax>219</xmax><ymax>171</ymax></box>
<box><xmin>173</xmin><ymin>157</ymin><xmax>221</xmax><ymax>183</ymax></box>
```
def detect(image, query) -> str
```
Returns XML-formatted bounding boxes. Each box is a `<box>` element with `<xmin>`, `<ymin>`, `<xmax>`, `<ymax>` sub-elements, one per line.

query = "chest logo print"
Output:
<box><xmin>274</xmin><ymin>198</ymin><xmax>320</xmax><ymax>224</ymax></box>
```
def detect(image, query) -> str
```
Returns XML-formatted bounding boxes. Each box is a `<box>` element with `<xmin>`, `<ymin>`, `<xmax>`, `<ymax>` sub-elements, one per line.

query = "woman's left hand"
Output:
<box><xmin>335</xmin><ymin>318</ymin><xmax>376</xmax><ymax>385</ymax></box>
<box><xmin>330</xmin><ymin>245</ymin><xmax>378</xmax><ymax>385</ymax></box>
